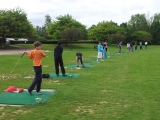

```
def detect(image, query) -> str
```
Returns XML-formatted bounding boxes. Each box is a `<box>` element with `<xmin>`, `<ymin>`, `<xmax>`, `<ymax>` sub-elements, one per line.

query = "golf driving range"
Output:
<box><xmin>0</xmin><ymin>43</ymin><xmax>160</xmax><ymax>119</ymax></box>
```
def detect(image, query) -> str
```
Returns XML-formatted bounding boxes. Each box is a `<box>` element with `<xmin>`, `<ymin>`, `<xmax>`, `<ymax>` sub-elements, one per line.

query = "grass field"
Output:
<box><xmin>0</xmin><ymin>43</ymin><xmax>160</xmax><ymax>120</ymax></box>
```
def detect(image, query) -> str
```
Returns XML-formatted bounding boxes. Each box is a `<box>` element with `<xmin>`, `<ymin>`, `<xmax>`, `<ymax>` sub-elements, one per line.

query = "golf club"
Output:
<box><xmin>8</xmin><ymin>52</ymin><xmax>26</xmax><ymax>79</ymax></box>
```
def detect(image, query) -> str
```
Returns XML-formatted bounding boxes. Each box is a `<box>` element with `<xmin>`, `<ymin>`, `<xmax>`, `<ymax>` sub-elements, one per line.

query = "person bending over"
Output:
<box><xmin>76</xmin><ymin>52</ymin><xmax>85</xmax><ymax>68</ymax></box>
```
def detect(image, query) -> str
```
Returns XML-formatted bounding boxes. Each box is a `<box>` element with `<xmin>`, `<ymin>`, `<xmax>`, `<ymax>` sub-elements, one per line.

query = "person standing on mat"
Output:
<box><xmin>134</xmin><ymin>42</ymin><xmax>137</xmax><ymax>50</ymax></box>
<box><xmin>76</xmin><ymin>52</ymin><xmax>85</xmax><ymax>68</ymax></box>
<box><xmin>25</xmin><ymin>41</ymin><xmax>46</xmax><ymax>95</ymax></box>
<box><xmin>118</xmin><ymin>41</ymin><xmax>122</xmax><ymax>54</ymax></box>
<box><xmin>97</xmin><ymin>41</ymin><xmax>104</xmax><ymax>62</ymax></box>
<box><xmin>54</xmin><ymin>42</ymin><xmax>67</xmax><ymax>77</ymax></box>
<box><xmin>139</xmin><ymin>41</ymin><xmax>143</xmax><ymax>50</ymax></box>
<box><xmin>103</xmin><ymin>41</ymin><xmax>107</xmax><ymax>52</ymax></box>
<box><xmin>145</xmin><ymin>41</ymin><xmax>148</xmax><ymax>49</ymax></box>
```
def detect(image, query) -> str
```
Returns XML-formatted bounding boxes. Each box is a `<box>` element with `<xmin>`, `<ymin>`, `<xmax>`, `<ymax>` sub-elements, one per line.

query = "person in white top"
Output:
<box><xmin>145</xmin><ymin>42</ymin><xmax>148</xmax><ymax>49</ymax></box>
<box><xmin>127</xmin><ymin>43</ymin><xmax>130</xmax><ymax>52</ymax></box>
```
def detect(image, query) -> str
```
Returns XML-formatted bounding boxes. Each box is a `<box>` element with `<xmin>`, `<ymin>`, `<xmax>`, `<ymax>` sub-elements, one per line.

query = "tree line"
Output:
<box><xmin>1</xmin><ymin>7</ymin><xmax>160</xmax><ymax>48</ymax></box>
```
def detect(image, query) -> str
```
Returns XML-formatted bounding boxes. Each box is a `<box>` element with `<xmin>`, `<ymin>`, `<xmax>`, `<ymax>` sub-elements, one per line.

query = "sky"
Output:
<box><xmin>0</xmin><ymin>0</ymin><xmax>160</xmax><ymax>28</ymax></box>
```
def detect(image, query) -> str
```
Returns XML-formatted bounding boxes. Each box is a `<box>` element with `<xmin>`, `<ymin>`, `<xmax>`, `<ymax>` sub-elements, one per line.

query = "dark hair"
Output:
<box><xmin>34</xmin><ymin>41</ymin><xmax>42</xmax><ymax>48</ymax></box>
<box><xmin>58</xmin><ymin>42</ymin><xmax>62</xmax><ymax>46</ymax></box>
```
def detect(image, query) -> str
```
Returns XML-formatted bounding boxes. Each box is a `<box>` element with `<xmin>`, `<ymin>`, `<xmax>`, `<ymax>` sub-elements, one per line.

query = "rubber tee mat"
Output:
<box><xmin>49</xmin><ymin>73</ymin><xmax>80</xmax><ymax>79</ymax></box>
<box><xmin>66</xmin><ymin>64</ymin><xmax>94</xmax><ymax>68</ymax></box>
<box><xmin>0</xmin><ymin>89</ymin><xmax>56</xmax><ymax>105</ymax></box>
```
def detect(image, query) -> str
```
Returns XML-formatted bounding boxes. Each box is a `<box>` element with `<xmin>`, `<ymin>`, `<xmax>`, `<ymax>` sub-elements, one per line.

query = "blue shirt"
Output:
<box><xmin>98</xmin><ymin>44</ymin><xmax>103</xmax><ymax>52</ymax></box>
<box><xmin>140</xmin><ymin>42</ymin><xmax>142</xmax><ymax>46</ymax></box>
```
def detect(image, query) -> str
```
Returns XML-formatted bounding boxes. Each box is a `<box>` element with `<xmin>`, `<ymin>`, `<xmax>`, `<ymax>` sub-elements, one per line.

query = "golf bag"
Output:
<box><xmin>42</xmin><ymin>74</ymin><xmax>50</xmax><ymax>79</ymax></box>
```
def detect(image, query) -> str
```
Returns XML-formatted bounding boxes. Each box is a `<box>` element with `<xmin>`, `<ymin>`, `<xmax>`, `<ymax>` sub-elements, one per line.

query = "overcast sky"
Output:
<box><xmin>1</xmin><ymin>0</ymin><xmax>160</xmax><ymax>28</ymax></box>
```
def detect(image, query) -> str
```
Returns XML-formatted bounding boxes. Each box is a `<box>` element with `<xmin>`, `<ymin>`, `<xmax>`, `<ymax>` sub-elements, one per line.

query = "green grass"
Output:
<box><xmin>0</xmin><ymin>44</ymin><xmax>160</xmax><ymax>120</ymax></box>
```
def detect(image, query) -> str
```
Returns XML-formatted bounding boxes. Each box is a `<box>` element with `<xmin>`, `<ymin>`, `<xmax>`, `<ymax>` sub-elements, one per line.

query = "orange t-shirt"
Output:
<box><xmin>26</xmin><ymin>49</ymin><xmax>46</xmax><ymax>66</ymax></box>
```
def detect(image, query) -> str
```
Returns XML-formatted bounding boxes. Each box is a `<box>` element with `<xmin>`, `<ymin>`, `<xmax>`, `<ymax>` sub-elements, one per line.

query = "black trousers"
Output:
<box><xmin>28</xmin><ymin>66</ymin><xmax>42</xmax><ymax>92</ymax></box>
<box><xmin>119</xmin><ymin>47</ymin><xmax>121</xmax><ymax>53</ymax></box>
<box><xmin>135</xmin><ymin>46</ymin><xmax>137</xmax><ymax>50</ymax></box>
<box><xmin>54</xmin><ymin>58</ymin><xmax>65</xmax><ymax>75</ymax></box>
<box><xmin>145</xmin><ymin>45</ymin><xmax>147</xmax><ymax>49</ymax></box>
<box><xmin>140</xmin><ymin>46</ymin><xmax>142</xmax><ymax>50</ymax></box>
<box><xmin>76</xmin><ymin>57</ymin><xmax>84</xmax><ymax>65</ymax></box>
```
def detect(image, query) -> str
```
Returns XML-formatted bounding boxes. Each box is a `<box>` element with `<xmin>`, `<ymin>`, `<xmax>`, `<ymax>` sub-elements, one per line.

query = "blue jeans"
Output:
<box><xmin>28</xmin><ymin>66</ymin><xmax>42</xmax><ymax>92</ymax></box>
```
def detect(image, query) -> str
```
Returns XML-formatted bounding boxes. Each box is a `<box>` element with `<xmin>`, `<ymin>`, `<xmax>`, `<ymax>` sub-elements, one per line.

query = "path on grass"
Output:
<box><xmin>0</xmin><ymin>45</ymin><xmax>32</xmax><ymax>55</ymax></box>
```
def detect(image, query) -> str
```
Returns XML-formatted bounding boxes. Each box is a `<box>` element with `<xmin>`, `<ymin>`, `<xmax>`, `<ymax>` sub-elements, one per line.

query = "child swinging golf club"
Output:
<box><xmin>25</xmin><ymin>41</ymin><xmax>46</xmax><ymax>95</ymax></box>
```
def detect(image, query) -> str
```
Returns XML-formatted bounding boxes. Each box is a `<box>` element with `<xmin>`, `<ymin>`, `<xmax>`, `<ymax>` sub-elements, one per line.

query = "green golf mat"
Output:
<box><xmin>49</xmin><ymin>73</ymin><xmax>80</xmax><ymax>79</ymax></box>
<box><xmin>0</xmin><ymin>89</ymin><xmax>56</xmax><ymax>105</ymax></box>
<box><xmin>66</xmin><ymin>64</ymin><xmax>94</xmax><ymax>68</ymax></box>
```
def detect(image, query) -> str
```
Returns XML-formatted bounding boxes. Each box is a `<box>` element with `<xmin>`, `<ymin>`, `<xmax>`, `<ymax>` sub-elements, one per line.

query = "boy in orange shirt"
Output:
<box><xmin>25</xmin><ymin>41</ymin><xmax>46</xmax><ymax>95</ymax></box>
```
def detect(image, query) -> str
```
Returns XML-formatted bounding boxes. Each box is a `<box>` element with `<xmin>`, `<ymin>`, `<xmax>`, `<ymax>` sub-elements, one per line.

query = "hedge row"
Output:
<box><xmin>10</xmin><ymin>40</ymin><xmax>99</xmax><ymax>44</ymax></box>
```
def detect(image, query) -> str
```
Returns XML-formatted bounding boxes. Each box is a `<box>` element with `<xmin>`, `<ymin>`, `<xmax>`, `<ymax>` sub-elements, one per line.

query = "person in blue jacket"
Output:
<box><xmin>97</xmin><ymin>42</ymin><xmax>104</xmax><ymax>62</ymax></box>
<box><xmin>140</xmin><ymin>41</ymin><xmax>142</xmax><ymax>50</ymax></box>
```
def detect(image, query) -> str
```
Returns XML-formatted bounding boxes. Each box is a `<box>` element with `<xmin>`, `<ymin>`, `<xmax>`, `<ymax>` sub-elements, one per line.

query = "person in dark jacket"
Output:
<box><xmin>54</xmin><ymin>42</ymin><xmax>67</xmax><ymax>76</ymax></box>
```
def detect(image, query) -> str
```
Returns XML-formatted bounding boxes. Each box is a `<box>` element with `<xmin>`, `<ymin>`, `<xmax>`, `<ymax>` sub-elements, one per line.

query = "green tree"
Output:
<box><xmin>35</xmin><ymin>25</ymin><xmax>45</xmax><ymax>40</ymax></box>
<box><xmin>0</xmin><ymin>7</ymin><xmax>36</xmax><ymax>47</ymax></box>
<box><xmin>150</xmin><ymin>13</ymin><xmax>160</xmax><ymax>44</ymax></box>
<box><xmin>45</xmin><ymin>14</ymin><xmax>52</xmax><ymax>26</ymax></box>
<box><xmin>88</xmin><ymin>21</ymin><xmax>125</xmax><ymax>42</ymax></box>
<box><xmin>44</xmin><ymin>14</ymin><xmax>52</xmax><ymax>39</ymax></box>
<box><xmin>128</xmin><ymin>14</ymin><xmax>150</xmax><ymax>32</ymax></box>
<box><xmin>47</xmin><ymin>14</ymin><xmax>87</xmax><ymax>43</ymax></box>
<box><xmin>124</xmin><ymin>13</ymin><xmax>152</xmax><ymax>44</ymax></box>
<box><xmin>120</xmin><ymin>22</ymin><xmax>130</xmax><ymax>43</ymax></box>
<box><xmin>61</xmin><ymin>28</ymin><xmax>84</xmax><ymax>49</ymax></box>
<box><xmin>108</xmin><ymin>33</ymin><xmax>126</xmax><ymax>44</ymax></box>
<box><xmin>131</xmin><ymin>31</ymin><xmax>152</xmax><ymax>43</ymax></box>
<box><xmin>35</xmin><ymin>14</ymin><xmax>52</xmax><ymax>40</ymax></box>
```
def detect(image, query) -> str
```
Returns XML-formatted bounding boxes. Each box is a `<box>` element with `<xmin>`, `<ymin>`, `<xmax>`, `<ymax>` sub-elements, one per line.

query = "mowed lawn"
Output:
<box><xmin>0</xmin><ymin>44</ymin><xmax>160</xmax><ymax>120</ymax></box>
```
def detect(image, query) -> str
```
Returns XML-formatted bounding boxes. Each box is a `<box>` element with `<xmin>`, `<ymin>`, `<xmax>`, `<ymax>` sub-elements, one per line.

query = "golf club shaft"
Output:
<box><xmin>21</xmin><ymin>52</ymin><xmax>25</xmax><ymax>58</ymax></box>
<box><xmin>8</xmin><ymin>52</ymin><xmax>25</xmax><ymax>79</ymax></box>
<box><xmin>8</xmin><ymin>57</ymin><xmax>21</xmax><ymax>78</ymax></box>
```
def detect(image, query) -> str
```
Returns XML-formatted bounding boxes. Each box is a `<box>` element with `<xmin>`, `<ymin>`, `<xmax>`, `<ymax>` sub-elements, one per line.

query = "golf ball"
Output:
<box><xmin>2</xmin><ymin>77</ymin><xmax>4</xmax><ymax>79</ymax></box>
<box><xmin>35</xmin><ymin>98</ymin><xmax>42</xmax><ymax>104</ymax></box>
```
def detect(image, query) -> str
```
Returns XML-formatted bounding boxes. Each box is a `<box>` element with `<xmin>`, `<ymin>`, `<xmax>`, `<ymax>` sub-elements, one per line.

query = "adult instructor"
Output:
<box><xmin>54</xmin><ymin>42</ymin><xmax>67</xmax><ymax>76</ymax></box>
